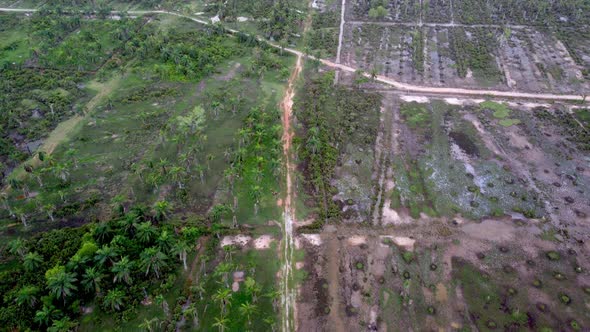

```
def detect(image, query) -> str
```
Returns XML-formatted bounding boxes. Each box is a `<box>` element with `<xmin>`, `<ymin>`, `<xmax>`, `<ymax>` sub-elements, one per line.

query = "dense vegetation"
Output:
<box><xmin>0</xmin><ymin>209</ymin><xmax>203</xmax><ymax>330</ymax></box>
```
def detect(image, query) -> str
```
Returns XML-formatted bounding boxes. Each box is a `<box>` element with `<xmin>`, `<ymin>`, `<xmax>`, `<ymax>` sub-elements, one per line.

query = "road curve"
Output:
<box><xmin>1</xmin><ymin>7</ymin><xmax>588</xmax><ymax>103</ymax></box>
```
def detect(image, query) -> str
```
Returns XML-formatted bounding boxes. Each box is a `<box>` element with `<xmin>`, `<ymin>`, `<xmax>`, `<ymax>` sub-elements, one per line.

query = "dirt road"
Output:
<box><xmin>279</xmin><ymin>42</ymin><xmax>303</xmax><ymax>332</ymax></box>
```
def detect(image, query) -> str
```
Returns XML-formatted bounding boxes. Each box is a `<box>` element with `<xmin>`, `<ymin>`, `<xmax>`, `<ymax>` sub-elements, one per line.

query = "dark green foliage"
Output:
<box><xmin>0</xmin><ymin>211</ymin><xmax>195</xmax><ymax>330</ymax></box>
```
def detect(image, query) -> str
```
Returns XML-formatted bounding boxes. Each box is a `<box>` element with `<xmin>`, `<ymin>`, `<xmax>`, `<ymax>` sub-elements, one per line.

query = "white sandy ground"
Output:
<box><xmin>220</xmin><ymin>235</ymin><xmax>251</xmax><ymax>247</ymax></box>
<box><xmin>379</xmin><ymin>236</ymin><xmax>416</xmax><ymax>251</ymax></box>
<box><xmin>401</xmin><ymin>95</ymin><xmax>430</xmax><ymax>103</ymax></box>
<box><xmin>347</xmin><ymin>236</ymin><xmax>367</xmax><ymax>246</ymax></box>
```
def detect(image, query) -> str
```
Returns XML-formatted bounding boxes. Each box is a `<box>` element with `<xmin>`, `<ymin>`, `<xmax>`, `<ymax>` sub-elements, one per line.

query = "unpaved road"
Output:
<box><xmin>280</xmin><ymin>53</ymin><xmax>302</xmax><ymax>332</ymax></box>
<box><xmin>2</xmin><ymin>7</ymin><xmax>588</xmax><ymax>103</ymax></box>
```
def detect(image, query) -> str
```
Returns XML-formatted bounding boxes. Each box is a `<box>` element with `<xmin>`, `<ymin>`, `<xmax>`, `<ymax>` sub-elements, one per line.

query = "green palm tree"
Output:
<box><xmin>65</xmin><ymin>148</ymin><xmax>79</xmax><ymax>168</ymax></box>
<box><xmin>136</xmin><ymin>221</ymin><xmax>156</xmax><ymax>244</ymax></box>
<box><xmin>239</xmin><ymin>301</ymin><xmax>257</xmax><ymax>326</ymax></box>
<box><xmin>23</xmin><ymin>251</ymin><xmax>43</xmax><ymax>272</ymax></box>
<box><xmin>82</xmin><ymin>266</ymin><xmax>104</xmax><ymax>295</ymax></box>
<box><xmin>213</xmin><ymin>288</ymin><xmax>232</xmax><ymax>314</ymax></box>
<box><xmin>110</xmin><ymin>194</ymin><xmax>126</xmax><ymax>216</ymax></box>
<box><xmin>46</xmin><ymin>269</ymin><xmax>77</xmax><ymax>304</ymax></box>
<box><xmin>48</xmin><ymin>317</ymin><xmax>77</xmax><ymax>332</ymax></box>
<box><xmin>157</xmin><ymin>230</ymin><xmax>173</xmax><ymax>252</ymax></box>
<box><xmin>43</xmin><ymin>204</ymin><xmax>56</xmax><ymax>222</ymax></box>
<box><xmin>111</xmin><ymin>256</ymin><xmax>133</xmax><ymax>285</ymax></box>
<box><xmin>103</xmin><ymin>289</ymin><xmax>126</xmax><ymax>311</ymax></box>
<box><xmin>212</xmin><ymin>315</ymin><xmax>229</xmax><ymax>332</ymax></box>
<box><xmin>153</xmin><ymin>200</ymin><xmax>170</xmax><ymax>221</ymax></box>
<box><xmin>8</xmin><ymin>238</ymin><xmax>27</xmax><ymax>258</ymax></box>
<box><xmin>34</xmin><ymin>305</ymin><xmax>61</xmax><ymax>327</ymax></box>
<box><xmin>14</xmin><ymin>207</ymin><xmax>28</xmax><ymax>227</ymax></box>
<box><xmin>250</xmin><ymin>185</ymin><xmax>262</xmax><ymax>215</ymax></box>
<box><xmin>171</xmin><ymin>240</ymin><xmax>190</xmax><ymax>271</ymax></box>
<box><xmin>15</xmin><ymin>285</ymin><xmax>39</xmax><ymax>307</ymax></box>
<box><xmin>183</xmin><ymin>303</ymin><xmax>199</xmax><ymax>327</ymax></box>
<box><xmin>169</xmin><ymin>166</ymin><xmax>185</xmax><ymax>189</ymax></box>
<box><xmin>94</xmin><ymin>245</ymin><xmax>118</xmax><ymax>265</ymax></box>
<box><xmin>244</xmin><ymin>277</ymin><xmax>262</xmax><ymax>303</ymax></box>
<box><xmin>0</xmin><ymin>192</ymin><xmax>15</xmax><ymax>218</ymax></box>
<box><xmin>93</xmin><ymin>222</ymin><xmax>112</xmax><ymax>244</ymax></box>
<box><xmin>139</xmin><ymin>247</ymin><xmax>168</xmax><ymax>279</ymax></box>
<box><xmin>138</xmin><ymin>317</ymin><xmax>161</xmax><ymax>332</ymax></box>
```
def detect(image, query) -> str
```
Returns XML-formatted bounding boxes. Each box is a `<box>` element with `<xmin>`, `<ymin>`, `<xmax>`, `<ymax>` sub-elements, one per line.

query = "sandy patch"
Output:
<box><xmin>444</xmin><ymin>97</ymin><xmax>485</xmax><ymax>105</ymax></box>
<box><xmin>400</xmin><ymin>95</ymin><xmax>430</xmax><ymax>103</ymax></box>
<box><xmin>381</xmin><ymin>201</ymin><xmax>412</xmax><ymax>225</ymax></box>
<box><xmin>296</xmin><ymin>262</ymin><xmax>305</xmax><ymax>270</ymax></box>
<box><xmin>380</xmin><ymin>235</ymin><xmax>416</xmax><ymax>250</ymax></box>
<box><xmin>347</xmin><ymin>236</ymin><xmax>366</xmax><ymax>246</ymax></box>
<box><xmin>300</xmin><ymin>234</ymin><xmax>322</xmax><ymax>246</ymax></box>
<box><xmin>253</xmin><ymin>235</ymin><xmax>274</xmax><ymax>249</ymax></box>
<box><xmin>220</xmin><ymin>235</ymin><xmax>251</xmax><ymax>247</ymax></box>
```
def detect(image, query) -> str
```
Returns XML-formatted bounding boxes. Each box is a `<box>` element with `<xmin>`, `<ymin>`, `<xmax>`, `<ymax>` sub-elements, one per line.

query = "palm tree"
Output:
<box><xmin>103</xmin><ymin>289</ymin><xmax>126</xmax><ymax>311</ymax></box>
<box><xmin>153</xmin><ymin>200</ymin><xmax>170</xmax><ymax>221</ymax></box>
<box><xmin>23</xmin><ymin>251</ymin><xmax>43</xmax><ymax>272</ymax></box>
<box><xmin>8</xmin><ymin>238</ymin><xmax>27</xmax><ymax>258</ymax></box>
<box><xmin>214</xmin><ymin>262</ymin><xmax>233</xmax><ymax>287</ymax></box>
<box><xmin>0</xmin><ymin>192</ymin><xmax>15</xmax><ymax>218</ymax></box>
<box><xmin>264</xmin><ymin>289</ymin><xmax>281</xmax><ymax>312</ymax></box>
<box><xmin>171</xmin><ymin>240</ymin><xmax>190</xmax><ymax>271</ymax></box>
<box><xmin>65</xmin><ymin>148</ymin><xmax>79</xmax><ymax>168</ymax></box>
<box><xmin>250</xmin><ymin>185</ymin><xmax>262</xmax><ymax>215</ymax></box>
<box><xmin>43</xmin><ymin>204</ymin><xmax>56</xmax><ymax>222</ymax></box>
<box><xmin>15</xmin><ymin>285</ymin><xmax>39</xmax><ymax>307</ymax></box>
<box><xmin>212</xmin><ymin>314</ymin><xmax>229</xmax><ymax>332</ymax></box>
<box><xmin>119</xmin><ymin>212</ymin><xmax>140</xmax><ymax>236</ymax></box>
<box><xmin>138</xmin><ymin>317</ymin><xmax>161</xmax><ymax>332</ymax></box>
<box><xmin>111</xmin><ymin>256</ymin><xmax>133</xmax><ymax>285</ymax></box>
<box><xmin>156</xmin><ymin>230</ymin><xmax>173</xmax><ymax>252</ymax></box>
<box><xmin>110</xmin><ymin>194</ymin><xmax>126</xmax><ymax>216</ymax></box>
<box><xmin>94</xmin><ymin>222</ymin><xmax>112</xmax><ymax>244</ymax></box>
<box><xmin>239</xmin><ymin>302</ymin><xmax>257</xmax><ymax>326</ymax></box>
<box><xmin>136</xmin><ymin>221</ymin><xmax>157</xmax><ymax>244</ymax></box>
<box><xmin>46</xmin><ymin>268</ymin><xmax>77</xmax><ymax>304</ymax></box>
<box><xmin>82</xmin><ymin>266</ymin><xmax>104</xmax><ymax>295</ymax></box>
<box><xmin>94</xmin><ymin>245</ymin><xmax>118</xmax><ymax>265</ymax></box>
<box><xmin>183</xmin><ymin>303</ymin><xmax>199</xmax><ymax>328</ymax></box>
<box><xmin>194</xmin><ymin>164</ymin><xmax>205</xmax><ymax>184</ymax></box>
<box><xmin>139</xmin><ymin>247</ymin><xmax>168</xmax><ymax>279</ymax></box>
<box><xmin>48</xmin><ymin>317</ymin><xmax>77</xmax><ymax>332</ymax></box>
<box><xmin>169</xmin><ymin>166</ymin><xmax>185</xmax><ymax>189</ymax></box>
<box><xmin>158</xmin><ymin>158</ymin><xmax>170</xmax><ymax>176</ymax></box>
<box><xmin>263</xmin><ymin>316</ymin><xmax>277</xmax><ymax>332</ymax></box>
<box><xmin>52</xmin><ymin>162</ymin><xmax>70</xmax><ymax>182</ymax></box>
<box><xmin>34</xmin><ymin>305</ymin><xmax>61</xmax><ymax>327</ymax></box>
<box><xmin>213</xmin><ymin>288</ymin><xmax>232</xmax><ymax>314</ymax></box>
<box><xmin>14</xmin><ymin>207</ymin><xmax>28</xmax><ymax>227</ymax></box>
<box><xmin>244</xmin><ymin>277</ymin><xmax>262</xmax><ymax>303</ymax></box>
